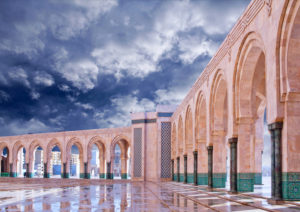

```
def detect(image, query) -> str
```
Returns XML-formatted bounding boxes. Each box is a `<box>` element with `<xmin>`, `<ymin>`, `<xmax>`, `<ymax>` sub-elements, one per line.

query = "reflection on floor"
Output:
<box><xmin>0</xmin><ymin>178</ymin><xmax>299</xmax><ymax>211</ymax></box>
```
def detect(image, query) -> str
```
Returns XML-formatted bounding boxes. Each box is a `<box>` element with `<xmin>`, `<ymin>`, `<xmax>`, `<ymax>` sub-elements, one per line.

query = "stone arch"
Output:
<box><xmin>195</xmin><ymin>91</ymin><xmax>207</xmax><ymax>146</ymax></box>
<box><xmin>278</xmin><ymin>0</ymin><xmax>300</xmax><ymax>100</ymax></box>
<box><xmin>66</xmin><ymin>137</ymin><xmax>84</xmax><ymax>177</ymax></box>
<box><xmin>184</xmin><ymin>105</ymin><xmax>193</xmax><ymax>153</ymax></box>
<box><xmin>46</xmin><ymin>138</ymin><xmax>63</xmax><ymax>177</ymax></box>
<box><xmin>110</xmin><ymin>135</ymin><xmax>131</xmax><ymax>179</ymax></box>
<box><xmin>28</xmin><ymin>139</ymin><xmax>44</xmax><ymax>177</ymax></box>
<box><xmin>209</xmin><ymin>69</ymin><xmax>228</xmax><ymax>187</ymax></box>
<box><xmin>87</xmin><ymin>136</ymin><xmax>106</xmax><ymax>178</ymax></box>
<box><xmin>177</xmin><ymin>116</ymin><xmax>183</xmax><ymax>154</ymax></box>
<box><xmin>12</xmin><ymin>141</ymin><xmax>26</xmax><ymax>176</ymax></box>
<box><xmin>234</xmin><ymin>31</ymin><xmax>267</xmax><ymax>191</ymax></box>
<box><xmin>234</xmin><ymin>32</ymin><xmax>266</xmax><ymax>122</ymax></box>
<box><xmin>210</xmin><ymin>69</ymin><xmax>228</xmax><ymax>137</ymax></box>
<box><xmin>0</xmin><ymin>142</ymin><xmax>9</xmax><ymax>175</ymax></box>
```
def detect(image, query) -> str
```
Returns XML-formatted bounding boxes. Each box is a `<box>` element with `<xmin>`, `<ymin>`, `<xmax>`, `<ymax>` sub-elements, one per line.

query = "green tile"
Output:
<box><xmin>254</xmin><ymin>173</ymin><xmax>262</xmax><ymax>185</ymax></box>
<box><xmin>187</xmin><ymin>173</ymin><xmax>194</xmax><ymax>184</ymax></box>
<box><xmin>282</xmin><ymin>172</ymin><xmax>300</xmax><ymax>200</ymax></box>
<box><xmin>197</xmin><ymin>173</ymin><xmax>208</xmax><ymax>185</ymax></box>
<box><xmin>237</xmin><ymin>173</ymin><xmax>254</xmax><ymax>192</ymax></box>
<box><xmin>179</xmin><ymin>173</ymin><xmax>184</xmax><ymax>182</ymax></box>
<box><xmin>121</xmin><ymin>173</ymin><xmax>128</xmax><ymax>179</ymax></box>
<box><xmin>0</xmin><ymin>172</ymin><xmax>9</xmax><ymax>177</ymax></box>
<box><xmin>173</xmin><ymin>174</ymin><xmax>177</xmax><ymax>181</ymax></box>
<box><xmin>99</xmin><ymin>173</ymin><xmax>106</xmax><ymax>179</ymax></box>
<box><xmin>212</xmin><ymin>173</ymin><xmax>226</xmax><ymax>188</ymax></box>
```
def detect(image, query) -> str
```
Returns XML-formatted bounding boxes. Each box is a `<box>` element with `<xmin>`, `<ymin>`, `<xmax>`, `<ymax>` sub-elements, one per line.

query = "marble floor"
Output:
<box><xmin>0</xmin><ymin>178</ymin><xmax>299</xmax><ymax>211</ymax></box>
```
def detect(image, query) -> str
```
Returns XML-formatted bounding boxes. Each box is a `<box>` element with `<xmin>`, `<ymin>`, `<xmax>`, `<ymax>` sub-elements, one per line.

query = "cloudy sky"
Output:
<box><xmin>0</xmin><ymin>0</ymin><xmax>250</xmax><ymax>136</ymax></box>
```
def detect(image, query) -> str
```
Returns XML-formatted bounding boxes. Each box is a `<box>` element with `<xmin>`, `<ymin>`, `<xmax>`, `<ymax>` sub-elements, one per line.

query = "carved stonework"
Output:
<box><xmin>265</xmin><ymin>0</ymin><xmax>272</xmax><ymax>16</ymax></box>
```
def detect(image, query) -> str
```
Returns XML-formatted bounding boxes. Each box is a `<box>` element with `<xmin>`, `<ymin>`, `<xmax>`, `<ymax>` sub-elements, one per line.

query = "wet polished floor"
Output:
<box><xmin>0</xmin><ymin>178</ymin><xmax>299</xmax><ymax>211</ymax></box>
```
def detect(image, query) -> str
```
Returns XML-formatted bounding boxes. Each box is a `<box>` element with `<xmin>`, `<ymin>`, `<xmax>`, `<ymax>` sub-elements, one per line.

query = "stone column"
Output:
<box><xmin>99</xmin><ymin>156</ymin><xmax>105</xmax><ymax>179</ymax></box>
<box><xmin>171</xmin><ymin>159</ymin><xmax>174</xmax><ymax>181</ymax></box>
<box><xmin>44</xmin><ymin>162</ymin><xmax>49</xmax><ymax>178</ymax></box>
<box><xmin>84</xmin><ymin>162</ymin><xmax>90</xmax><ymax>179</ymax></box>
<box><xmin>62</xmin><ymin>162</ymin><xmax>68</xmax><ymax>178</ymax></box>
<box><xmin>229</xmin><ymin>138</ymin><xmax>238</xmax><ymax>192</ymax></box>
<box><xmin>177</xmin><ymin>157</ymin><xmax>180</xmax><ymax>182</ymax></box>
<box><xmin>193</xmin><ymin>151</ymin><xmax>198</xmax><ymax>185</ymax></box>
<box><xmin>184</xmin><ymin>155</ymin><xmax>187</xmax><ymax>183</ymax></box>
<box><xmin>106</xmin><ymin>161</ymin><xmax>112</xmax><ymax>179</ymax></box>
<box><xmin>268</xmin><ymin>122</ymin><xmax>283</xmax><ymax>201</ymax></box>
<box><xmin>207</xmin><ymin>146</ymin><xmax>213</xmax><ymax>188</ymax></box>
<box><xmin>121</xmin><ymin>156</ymin><xmax>128</xmax><ymax>179</ymax></box>
<box><xmin>25</xmin><ymin>163</ymin><xmax>30</xmax><ymax>178</ymax></box>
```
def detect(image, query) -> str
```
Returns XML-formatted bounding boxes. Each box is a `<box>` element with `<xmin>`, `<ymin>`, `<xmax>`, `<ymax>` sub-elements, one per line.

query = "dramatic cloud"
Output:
<box><xmin>0</xmin><ymin>0</ymin><xmax>250</xmax><ymax>136</ymax></box>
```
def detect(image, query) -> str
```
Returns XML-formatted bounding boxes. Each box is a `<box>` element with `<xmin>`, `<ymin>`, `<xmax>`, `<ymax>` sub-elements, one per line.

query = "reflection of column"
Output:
<box><xmin>43</xmin><ymin>194</ymin><xmax>51</xmax><ymax>210</ymax></box>
<box><xmin>193</xmin><ymin>151</ymin><xmax>198</xmax><ymax>185</ymax></box>
<box><xmin>120</xmin><ymin>184</ymin><xmax>128</xmax><ymax>211</ymax></box>
<box><xmin>24</xmin><ymin>199</ymin><xmax>33</xmax><ymax>212</ymax></box>
<box><xmin>229</xmin><ymin>138</ymin><xmax>238</xmax><ymax>193</ymax></box>
<box><xmin>268</xmin><ymin>122</ymin><xmax>283</xmax><ymax>201</ymax></box>
<box><xmin>177</xmin><ymin>157</ymin><xmax>180</xmax><ymax>182</ymax></box>
<box><xmin>183</xmin><ymin>155</ymin><xmax>187</xmax><ymax>183</ymax></box>
<box><xmin>79</xmin><ymin>186</ymin><xmax>91</xmax><ymax>211</ymax></box>
<box><xmin>121</xmin><ymin>157</ymin><xmax>128</xmax><ymax>179</ymax></box>
<box><xmin>207</xmin><ymin>146</ymin><xmax>213</xmax><ymax>188</ymax></box>
<box><xmin>60</xmin><ymin>190</ymin><xmax>70</xmax><ymax>212</ymax></box>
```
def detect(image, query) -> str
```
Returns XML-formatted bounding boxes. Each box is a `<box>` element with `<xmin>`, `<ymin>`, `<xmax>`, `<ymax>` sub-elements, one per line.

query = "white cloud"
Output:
<box><xmin>155</xmin><ymin>88</ymin><xmax>188</xmax><ymax>105</ymax></box>
<box><xmin>75</xmin><ymin>102</ymin><xmax>94</xmax><ymax>110</ymax></box>
<box><xmin>58</xmin><ymin>84</ymin><xmax>71</xmax><ymax>92</ymax></box>
<box><xmin>30</xmin><ymin>90</ymin><xmax>41</xmax><ymax>100</ymax></box>
<box><xmin>34</xmin><ymin>72</ymin><xmax>55</xmax><ymax>86</ymax></box>
<box><xmin>0</xmin><ymin>118</ymin><xmax>60</xmax><ymax>135</ymax></box>
<box><xmin>8</xmin><ymin>67</ymin><xmax>30</xmax><ymax>88</ymax></box>
<box><xmin>178</xmin><ymin>35</ymin><xmax>218</xmax><ymax>64</ymax></box>
<box><xmin>60</xmin><ymin>60</ymin><xmax>99</xmax><ymax>91</ymax></box>
<box><xmin>49</xmin><ymin>0</ymin><xmax>118</xmax><ymax>40</ymax></box>
<box><xmin>94</xmin><ymin>94</ymin><xmax>156</xmax><ymax>128</ymax></box>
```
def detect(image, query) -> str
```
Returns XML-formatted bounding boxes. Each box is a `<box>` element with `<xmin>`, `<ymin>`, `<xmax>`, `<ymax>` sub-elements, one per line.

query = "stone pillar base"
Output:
<box><xmin>0</xmin><ymin>172</ymin><xmax>9</xmax><ymax>177</ymax></box>
<box><xmin>99</xmin><ymin>173</ymin><xmax>106</xmax><ymax>179</ymax></box>
<box><xmin>267</xmin><ymin>198</ymin><xmax>285</xmax><ymax>205</ymax></box>
<box><xmin>61</xmin><ymin>173</ymin><xmax>69</xmax><ymax>178</ymax></box>
<box><xmin>44</xmin><ymin>173</ymin><xmax>50</xmax><ymax>178</ymax></box>
<box><xmin>121</xmin><ymin>173</ymin><xmax>128</xmax><ymax>179</ymax></box>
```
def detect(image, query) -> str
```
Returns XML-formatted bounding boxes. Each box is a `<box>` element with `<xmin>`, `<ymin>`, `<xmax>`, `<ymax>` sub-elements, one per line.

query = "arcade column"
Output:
<box><xmin>183</xmin><ymin>154</ymin><xmax>187</xmax><ymax>183</ymax></box>
<box><xmin>207</xmin><ymin>146</ymin><xmax>213</xmax><ymax>188</ymax></box>
<box><xmin>193</xmin><ymin>151</ymin><xmax>198</xmax><ymax>185</ymax></box>
<box><xmin>229</xmin><ymin>138</ymin><xmax>238</xmax><ymax>193</ymax></box>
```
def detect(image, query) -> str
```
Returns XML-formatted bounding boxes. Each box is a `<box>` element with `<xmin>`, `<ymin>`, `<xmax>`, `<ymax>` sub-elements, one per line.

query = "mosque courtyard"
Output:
<box><xmin>0</xmin><ymin>178</ymin><xmax>299</xmax><ymax>211</ymax></box>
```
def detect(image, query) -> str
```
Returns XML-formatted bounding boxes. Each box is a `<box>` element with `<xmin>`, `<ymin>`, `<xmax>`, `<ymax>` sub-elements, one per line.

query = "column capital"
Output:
<box><xmin>228</xmin><ymin>137</ymin><xmax>238</xmax><ymax>144</ymax></box>
<box><xmin>268</xmin><ymin>122</ymin><xmax>283</xmax><ymax>131</ymax></box>
<box><xmin>207</xmin><ymin>145</ymin><xmax>213</xmax><ymax>151</ymax></box>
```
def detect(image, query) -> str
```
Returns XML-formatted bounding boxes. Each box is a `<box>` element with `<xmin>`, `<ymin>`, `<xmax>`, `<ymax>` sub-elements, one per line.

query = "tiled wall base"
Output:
<box><xmin>282</xmin><ymin>172</ymin><xmax>300</xmax><ymax>200</ymax></box>
<box><xmin>173</xmin><ymin>174</ymin><xmax>177</xmax><ymax>181</ymax></box>
<box><xmin>237</xmin><ymin>173</ymin><xmax>254</xmax><ymax>192</ymax></box>
<box><xmin>254</xmin><ymin>173</ymin><xmax>262</xmax><ymax>185</ymax></box>
<box><xmin>61</xmin><ymin>173</ymin><xmax>70</xmax><ymax>178</ymax></box>
<box><xmin>106</xmin><ymin>173</ymin><xmax>114</xmax><ymax>179</ymax></box>
<box><xmin>121</xmin><ymin>173</ymin><xmax>128</xmax><ymax>179</ymax></box>
<box><xmin>0</xmin><ymin>172</ymin><xmax>9</xmax><ymax>177</ymax></box>
<box><xmin>187</xmin><ymin>173</ymin><xmax>194</xmax><ymax>184</ymax></box>
<box><xmin>212</xmin><ymin>173</ymin><xmax>226</xmax><ymax>188</ymax></box>
<box><xmin>179</xmin><ymin>174</ymin><xmax>184</xmax><ymax>182</ymax></box>
<box><xmin>99</xmin><ymin>173</ymin><xmax>106</xmax><ymax>179</ymax></box>
<box><xmin>197</xmin><ymin>173</ymin><xmax>208</xmax><ymax>185</ymax></box>
<box><xmin>44</xmin><ymin>173</ymin><xmax>50</xmax><ymax>178</ymax></box>
<box><xmin>80</xmin><ymin>173</ymin><xmax>91</xmax><ymax>179</ymax></box>
<box><xmin>10</xmin><ymin>172</ymin><xmax>17</xmax><ymax>177</ymax></box>
<box><xmin>27</xmin><ymin>172</ymin><xmax>33</xmax><ymax>178</ymax></box>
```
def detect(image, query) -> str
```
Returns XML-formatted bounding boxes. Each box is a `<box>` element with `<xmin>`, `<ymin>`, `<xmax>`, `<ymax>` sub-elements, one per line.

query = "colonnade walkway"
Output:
<box><xmin>0</xmin><ymin>178</ymin><xmax>299</xmax><ymax>211</ymax></box>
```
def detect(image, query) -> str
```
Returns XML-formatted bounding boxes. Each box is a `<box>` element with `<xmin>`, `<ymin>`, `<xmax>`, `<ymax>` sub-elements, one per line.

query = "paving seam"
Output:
<box><xmin>152</xmin><ymin>182</ymin><xmax>220</xmax><ymax>212</ymax></box>
<box><xmin>166</xmin><ymin>183</ymin><xmax>277</xmax><ymax>212</ymax></box>
<box><xmin>143</xmin><ymin>182</ymin><xmax>176</xmax><ymax>211</ymax></box>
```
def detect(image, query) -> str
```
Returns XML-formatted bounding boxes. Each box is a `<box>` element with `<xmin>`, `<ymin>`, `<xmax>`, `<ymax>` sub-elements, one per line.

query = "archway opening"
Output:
<box><xmin>70</xmin><ymin>145</ymin><xmax>80</xmax><ymax>178</ymax></box>
<box><xmin>16</xmin><ymin>147</ymin><xmax>26</xmax><ymax>177</ymax></box>
<box><xmin>90</xmin><ymin>144</ymin><xmax>100</xmax><ymax>179</ymax></box>
<box><xmin>32</xmin><ymin>146</ymin><xmax>43</xmax><ymax>178</ymax></box>
<box><xmin>1</xmin><ymin>147</ymin><xmax>9</xmax><ymax>176</ymax></box>
<box><xmin>113</xmin><ymin>144</ymin><xmax>121</xmax><ymax>179</ymax></box>
<box><xmin>50</xmin><ymin>145</ymin><xmax>61</xmax><ymax>178</ymax></box>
